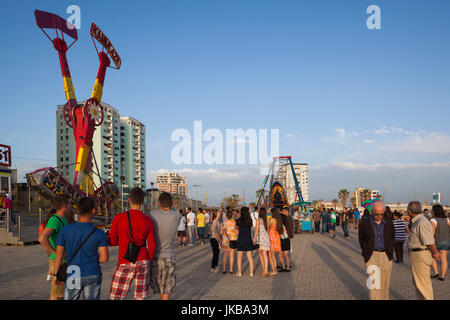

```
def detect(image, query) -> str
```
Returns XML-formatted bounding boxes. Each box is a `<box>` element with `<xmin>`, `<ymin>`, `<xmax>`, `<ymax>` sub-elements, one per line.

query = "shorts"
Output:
<box><xmin>150</xmin><ymin>257</ymin><xmax>176</xmax><ymax>295</ymax></box>
<box><xmin>49</xmin><ymin>259</ymin><xmax>64</xmax><ymax>299</ymax></box>
<box><xmin>436</xmin><ymin>240</ymin><xmax>450</xmax><ymax>251</ymax></box>
<box><xmin>281</xmin><ymin>238</ymin><xmax>291</xmax><ymax>251</ymax></box>
<box><xmin>109</xmin><ymin>260</ymin><xmax>151</xmax><ymax>300</ymax></box>
<box><xmin>177</xmin><ymin>231</ymin><xmax>186</xmax><ymax>237</ymax></box>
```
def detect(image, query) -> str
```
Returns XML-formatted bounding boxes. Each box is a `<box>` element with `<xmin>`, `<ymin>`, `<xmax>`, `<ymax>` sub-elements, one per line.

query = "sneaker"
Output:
<box><xmin>269</xmin><ymin>271</ymin><xmax>278</xmax><ymax>276</ymax></box>
<box><xmin>46</xmin><ymin>274</ymin><xmax>52</xmax><ymax>282</ymax></box>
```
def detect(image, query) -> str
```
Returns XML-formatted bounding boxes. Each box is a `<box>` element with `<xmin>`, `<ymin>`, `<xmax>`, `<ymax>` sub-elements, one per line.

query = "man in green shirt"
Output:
<box><xmin>38</xmin><ymin>194</ymin><xmax>70</xmax><ymax>300</ymax></box>
<box><xmin>330</xmin><ymin>211</ymin><xmax>337</xmax><ymax>238</ymax></box>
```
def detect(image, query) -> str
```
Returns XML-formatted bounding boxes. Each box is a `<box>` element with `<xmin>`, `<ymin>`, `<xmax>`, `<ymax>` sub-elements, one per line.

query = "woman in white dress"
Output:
<box><xmin>253</xmin><ymin>207</ymin><xmax>271</xmax><ymax>278</ymax></box>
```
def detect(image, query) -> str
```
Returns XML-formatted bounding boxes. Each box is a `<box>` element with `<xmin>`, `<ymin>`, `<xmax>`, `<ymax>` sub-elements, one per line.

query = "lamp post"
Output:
<box><xmin>193</xmin><ymin>184</ymin><xmax>200</xmax><ymax>210</ymax></box>
<box><xmin>150</xmin><ymin>181</ymin><xmax>154</xmax><ymax>213</ymax></box>
<box><xmin>120</xmin><ymin>176</ymin><xmax>125</xmax><ymax>212</ymax></box>
<box><xmin>28</xmin><ymin>183</ymin><xmax>31</xmax><ymax>213</ymax></box>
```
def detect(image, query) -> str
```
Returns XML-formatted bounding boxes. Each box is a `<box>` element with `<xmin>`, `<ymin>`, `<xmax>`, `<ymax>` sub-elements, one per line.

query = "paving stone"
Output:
<box><xmin>0</xmin><ymin>227</ymin><xmax>448</xmax><ymax>300</ymax></box>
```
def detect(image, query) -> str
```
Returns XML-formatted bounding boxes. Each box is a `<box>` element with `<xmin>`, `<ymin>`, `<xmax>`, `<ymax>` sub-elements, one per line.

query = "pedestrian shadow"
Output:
<box><xmin>311</xmin><ymin>242</ymin><xmax>367</xmax><ymax>299</ymax></box>
<box><xmin>172</xmin><ymin>252</ymin><xmax>221</xmax><ymax>300</ymax></box>
<box><xmin>315</xmin><ymin>242</ymin><xmax>407</xmax><ymax>300</ymax></box>
<box><xmin>332</xmin><ymin>236</ymin><xmax>362</xmax><ymax>256</ymax></box>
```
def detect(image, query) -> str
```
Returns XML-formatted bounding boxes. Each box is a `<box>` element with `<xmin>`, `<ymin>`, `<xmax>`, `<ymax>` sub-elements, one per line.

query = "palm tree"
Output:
<box><xmin>312</xmin><ymin>200</ymin><xmax>319</xmax><ymax>210</ymax></box>
<box><xmin>350</xmin><ymin>196</ymin><xmax>357</xmax><ymax>208</ymax></box>
<box><xmin>338</xmin><ymin>189</ymin><xmax>350</xmax><ymax>209</ymax></box>
<box><xmin>361</xmin><ymin>189</ymin><xmax>372</xmax><ymax>202</ymax></box>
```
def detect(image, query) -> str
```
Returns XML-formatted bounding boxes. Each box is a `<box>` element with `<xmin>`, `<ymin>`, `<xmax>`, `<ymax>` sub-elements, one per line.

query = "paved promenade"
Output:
<box><xmin>0</xmin><ymin>226</ymin><xmax>448</xmax><ymax>300</ymax></box>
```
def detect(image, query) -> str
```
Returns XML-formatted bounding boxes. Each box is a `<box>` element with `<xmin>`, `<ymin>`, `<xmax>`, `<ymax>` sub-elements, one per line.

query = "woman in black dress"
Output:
<box><xmin>236</xmin><ymin>207</ymin><xmax>255</xmax><ymax>277</ymax></box>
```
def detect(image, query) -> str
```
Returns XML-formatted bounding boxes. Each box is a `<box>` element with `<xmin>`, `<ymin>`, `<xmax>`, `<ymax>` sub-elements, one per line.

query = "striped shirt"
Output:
<box><xmin>393</xmin><ymin>219</ymin><xmax>408</xmax><ymax>242</ymax></box>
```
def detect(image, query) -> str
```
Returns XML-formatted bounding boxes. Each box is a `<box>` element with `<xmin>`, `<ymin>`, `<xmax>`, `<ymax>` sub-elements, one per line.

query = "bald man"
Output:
<box><xmin>358</xmin><ymin>202</ymin><xmax>395</xmax><ymax>300</ymax></box>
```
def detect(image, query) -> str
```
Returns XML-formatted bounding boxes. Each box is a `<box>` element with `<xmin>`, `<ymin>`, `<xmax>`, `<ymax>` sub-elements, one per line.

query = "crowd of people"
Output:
<box><xmin>177</xmin><ymin>205</ymin><xmax>295</xmax><ymax>277</ymax></box>
<box><xmin>358</xmin><ymin>201</ymin><xmax>449</xmax><ymax>300</ymax></box>
<box><xmin>38</xmin><ymin>188</ymin><xmax>179</xmax><ymax>301</ymax></box>
<box><xmin>36</xmin><ymin>188</ymin><xmax>449</xmax><ymax>301</ymax></box>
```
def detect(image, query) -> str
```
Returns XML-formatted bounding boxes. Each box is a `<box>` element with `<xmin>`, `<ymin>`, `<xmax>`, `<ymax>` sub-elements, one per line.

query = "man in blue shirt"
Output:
<box><xmin>320</xmin><ymin>209</ymin><xmax>328</xmax><ymax>234</ymax></box>
<box><xmin>54</xmin><ymin>197</ymin><xmax>109</xmax><ymax>300</ymax></box>
<box><xmin>354</xmin><ymin>208</ymin><xmax>361</xmax><ymax>229</ymax></box>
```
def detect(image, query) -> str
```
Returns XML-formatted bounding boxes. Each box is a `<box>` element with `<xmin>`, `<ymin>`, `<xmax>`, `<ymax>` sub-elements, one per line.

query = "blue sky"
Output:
<box><xmin>1</xmin><ymin>0</ymin><xmax>450</xmax><ymax>205</ymax></box>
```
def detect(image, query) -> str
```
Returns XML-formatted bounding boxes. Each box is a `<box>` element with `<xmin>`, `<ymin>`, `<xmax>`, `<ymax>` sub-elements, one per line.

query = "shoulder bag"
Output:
<box><xmin>123</xmin><ymin>211</ymin><xmax>146</xmax><ymax>264</ymax></box>
<box><xmin>56</xmin><ymin>226</ymin><xmax>97</xmax><ymax>282</ymax></box>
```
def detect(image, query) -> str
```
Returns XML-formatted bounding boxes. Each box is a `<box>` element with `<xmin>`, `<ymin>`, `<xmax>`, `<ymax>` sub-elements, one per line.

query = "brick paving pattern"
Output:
<box><xmin>0</xmin><ymin>226</ymin><xmax>448</xmax><ymax>300</ymax></box>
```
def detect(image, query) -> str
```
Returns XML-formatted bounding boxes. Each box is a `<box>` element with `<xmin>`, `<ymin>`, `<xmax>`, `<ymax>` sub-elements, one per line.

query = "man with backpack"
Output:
<box><xmin>108</xmin><ymin>187</ymin><xmax>156</xmax><ymax>300</ymax></box>
<box><xmin>38</xmin><ymin>194</ymin><xmax>71</xmax><ymax>300</ymax></box>
<box><xmin>53</xmin><ymin>197</ymin><xmax>109</xmax><ymax>300</ymax></box>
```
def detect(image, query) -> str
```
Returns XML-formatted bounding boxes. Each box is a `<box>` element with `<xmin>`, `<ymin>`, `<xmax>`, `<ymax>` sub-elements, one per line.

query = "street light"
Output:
<box><xmin>120</xmin><ymin>176</ymin><xmax>125</xmax><ymax>212</ymax></box>
<box><xmin>193</xmin><ymin>184</ymin><xmax>200</xmax><ymax>210</ymax></box>
<box><xmin>149</xmin><ymin>181</ymin><xmax>154</xmax><ymax>213</ymax></box>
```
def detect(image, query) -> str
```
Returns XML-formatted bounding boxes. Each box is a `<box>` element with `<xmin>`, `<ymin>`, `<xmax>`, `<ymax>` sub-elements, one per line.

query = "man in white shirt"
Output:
<box><xmin>250</xmin><ymin>206</ymin><xmax>259</xmax><ymax>236</ymax></box>
<box><xmin>186</xmin><ymin>207</ymin><xmax>197</xmax><ymax>247</ymax></box>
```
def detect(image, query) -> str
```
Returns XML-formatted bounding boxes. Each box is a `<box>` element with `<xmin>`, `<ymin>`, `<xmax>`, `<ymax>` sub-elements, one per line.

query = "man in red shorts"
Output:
<box><xmin>108</xmin><ymin>187</ymin><xmax>155</xmax><ymax>300</ymax></box>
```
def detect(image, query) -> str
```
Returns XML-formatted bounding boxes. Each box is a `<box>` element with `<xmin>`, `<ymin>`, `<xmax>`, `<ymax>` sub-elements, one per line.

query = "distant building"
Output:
<box><xmin>155</xmin><ymin>172</ymin><xmax>187</xmax><ymax>197</ymax></box>
<box><xmin>432</xmin><ymin>192</ymin><xmax>441</xmax><ymax>204</ymax></box>
<box><xmin>278</xmin><ymin>163</ymin><xmax>309</xmax><ymax>204</ymax></box>
<box><xmin>371</xmin><ymin>190</ymin><xmax>380</xmax><ymax>200</ymax></box>
<box><xmin>353</xmin><ymin>187</ymin><xmax>377</xmax><ymax>206</ymax></box>
<box><xmin>120</xmin><ymin>116</ymin><xmax>146</xmax><ymax>190</ymax></box>
<box><xmin>56</xmin><ymin>102</ymin><xmax>146</xmax><ymax>192</ymax></box>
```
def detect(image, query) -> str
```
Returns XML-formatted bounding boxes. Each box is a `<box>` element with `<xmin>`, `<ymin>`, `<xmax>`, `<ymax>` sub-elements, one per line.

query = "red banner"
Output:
<box><xmin>0</xmin><ymin>144</ymin><xmax>11</xmax><ymax>167</ymax></box>
<box><xmin>90</xmin><ymin>23</ymin><xmax>121</xmax><ymax>69</ymax></box>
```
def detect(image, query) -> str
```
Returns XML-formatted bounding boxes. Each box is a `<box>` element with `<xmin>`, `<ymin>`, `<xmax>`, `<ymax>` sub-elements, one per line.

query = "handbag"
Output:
<box><xmin>253</xmin><ymin>223</ymin><xmax>260</xmax><ymax>250</ymax></box>
<box><xmin>123</xmin><ymin>211</ymin><xmax>146</xmax><ymax>264</ymax></box>
<box><xmin>56</xmin><ymin>227</ymin><xmax>97</xmax><ymax>282</ymax></box>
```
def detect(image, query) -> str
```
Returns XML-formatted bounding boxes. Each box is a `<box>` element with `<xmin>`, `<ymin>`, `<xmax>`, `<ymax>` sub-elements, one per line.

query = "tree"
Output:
<box><xmin>361</xmin><ymin>189</ymin><xmax>372</xmax><ymax>202</ymax></box>
<box><xmin>350</xmin><ymin>196</ymin><xmax>357</xmax><ymax>208</ymax></box>
<box><xmin>312</xmin><ymin>200</ymin><xmax>319</xmax><ymax>210</ymax></box>
<box><xmin>338</xmin><ymin>189</ymin><xmax>350</xmax><ymax>209</ymax></box>
<box><xmin>220</xmin><ymin>194</ymin><xmax>240</xmax><ymax>209</ymax></box>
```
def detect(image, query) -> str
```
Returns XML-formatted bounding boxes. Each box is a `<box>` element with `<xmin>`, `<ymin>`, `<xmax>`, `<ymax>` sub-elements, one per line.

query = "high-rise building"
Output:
<box><xmin>120</xmin><ymin>117</ymin><xmax>146</xmax><ymax>190</ymax></box>
<box><xmin>155</xmin><ymin>172</ymin><xmax>187</xmax><ymax>196</ymax></box>
<box><xmin>278</xmin><ymin>163</ymin><xmax>309</xmax><ymax>204</ymax></box>
<box><xmin>56</xmin><ymin>102</ymin><xmax>146</xmax><ymax>191</ymax></box>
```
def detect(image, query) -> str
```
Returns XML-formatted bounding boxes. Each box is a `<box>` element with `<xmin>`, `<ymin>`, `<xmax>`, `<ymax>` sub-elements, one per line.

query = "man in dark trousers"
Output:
<box><xmin>358</xmin><ymin>201</ymin><xmax>395</xmax><ymax>300</ymax></box>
